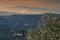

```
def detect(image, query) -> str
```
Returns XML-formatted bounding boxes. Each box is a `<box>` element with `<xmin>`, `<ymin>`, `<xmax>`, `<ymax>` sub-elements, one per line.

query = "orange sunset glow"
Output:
<box><xmin>0</xmin><ymin>0</ymin><xmax>60</xmax><ymax>14</ymax></box>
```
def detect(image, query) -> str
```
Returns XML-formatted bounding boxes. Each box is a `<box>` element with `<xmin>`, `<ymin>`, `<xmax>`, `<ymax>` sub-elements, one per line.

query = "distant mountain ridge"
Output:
<box><xmin>0</xmin><ymin>11</ymin><xmax>60</xmax><ymax>16</ymax></box>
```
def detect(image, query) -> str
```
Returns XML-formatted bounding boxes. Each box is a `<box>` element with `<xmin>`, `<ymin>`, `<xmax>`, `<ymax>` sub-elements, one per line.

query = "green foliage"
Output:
<box><xmin>26</xmin><ymin>13</ymin><xmax>60</xmax><ymax>40</ymax></box>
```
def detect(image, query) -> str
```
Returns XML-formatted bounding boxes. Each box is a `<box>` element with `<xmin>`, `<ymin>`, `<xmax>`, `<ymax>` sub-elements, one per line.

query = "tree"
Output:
<box><xmin>26</xmin><ymin>13</ymin><xmax>60</xmax><ymax>40</ymax></box>
<box><xmin>42</xmin><ymin>13</ymin><xmax>60</xmax><ymax>40</ymax></box>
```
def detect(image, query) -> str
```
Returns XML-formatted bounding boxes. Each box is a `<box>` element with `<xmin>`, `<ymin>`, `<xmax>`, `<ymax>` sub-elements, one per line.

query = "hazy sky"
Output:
<box><xmin>0</xmin><ymin>0</ymin><xmax>60</xmax><ymax>14</ymax></box>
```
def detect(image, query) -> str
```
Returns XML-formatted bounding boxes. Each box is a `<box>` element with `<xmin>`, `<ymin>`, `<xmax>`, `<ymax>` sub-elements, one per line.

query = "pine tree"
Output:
<box><xmin>26</xmin><ymin>13</ymin><xmax>60</xmax><ymax>40</ymax></box>
<box><xmin>42</xmin><ymin>13</ymin><xmax>60</xmax><ymax>40</ymax></box>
